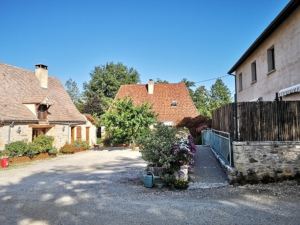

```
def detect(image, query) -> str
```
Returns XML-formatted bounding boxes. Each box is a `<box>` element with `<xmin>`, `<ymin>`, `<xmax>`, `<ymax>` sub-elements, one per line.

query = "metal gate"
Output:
<box><xmin>202</xmin><ymin>129</ymin><xmax>233</xmax><ymax>167</ymax></box>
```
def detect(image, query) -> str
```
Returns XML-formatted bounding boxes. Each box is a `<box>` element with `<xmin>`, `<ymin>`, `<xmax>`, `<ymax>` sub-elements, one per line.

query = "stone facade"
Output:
<box><xmin>47</xmin><ymin>125</ymin><xmax>70</xmax><ymax>149</ymax></box>
<box><xmin>235</xmin><ymin>6</ymin><xmax>300</xmax><ymax>102</ymax></box>
<box><xmin>0</xmin><ymin>122</ymin><xmax>97</xmax><ymax>151</ymax></box>
<box><xmin>77</xmin><ymin>120</ymin><xmax>97</xmax><ymax>146</ymax></box>
<box><xmin>231</xmin><ymin>141</ymin><xmax>300</xmax><ymax>183</ymax></box>
<box><xmin>0</xmin><ymin>125</ymin><xmax>32</xmax><ymax>150</ymax></box>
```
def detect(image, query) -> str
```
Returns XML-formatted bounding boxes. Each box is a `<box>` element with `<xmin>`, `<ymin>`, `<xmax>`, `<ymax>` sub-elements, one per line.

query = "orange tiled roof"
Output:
<box><xmin>0</xmin><ymin>63</ymin><xmax>85</xmax><ymax>123</ymax></box>
<box><xmin>115</xmin><ymin>82</ymin><xmax>199</xmax><ymax>124</ymax></box>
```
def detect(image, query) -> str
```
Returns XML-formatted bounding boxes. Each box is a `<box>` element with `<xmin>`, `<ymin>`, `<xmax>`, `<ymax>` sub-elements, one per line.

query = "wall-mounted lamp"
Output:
<box><xmin>17</xmin><ymin>126</ymin><xmax>21</xmax><ymax>134</ymax></box>
<box><xmin>62</xmin><ymin>126</ymin><xmax>65</xmax><ymax>132</ymax></box>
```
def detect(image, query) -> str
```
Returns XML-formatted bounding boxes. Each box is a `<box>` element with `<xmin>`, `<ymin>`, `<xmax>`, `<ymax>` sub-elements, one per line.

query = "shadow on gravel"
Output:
<box><xmin>0</xmin><ymin>157</ymin><xmax>146</xmax><ymax>225</ymax></box>
<box><xmin>0</xmin><ymin>156</ymin><xmax>299</xmax><ymax>225</ymax></box>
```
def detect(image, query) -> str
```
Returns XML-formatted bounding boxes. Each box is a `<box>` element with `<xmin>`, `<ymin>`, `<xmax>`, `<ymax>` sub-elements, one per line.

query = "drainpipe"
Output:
<box><xmin>228</xmin><ymin>72</ymin><xmax>238</xmax><ymax>141</ymax></box>
<box><xmin>228</xmin><ymin>72</ymin><xmax>237</xmax><ymax>167</ymax></box>
<box><xmin>8</xmin><ymin>121</ymin><xmax>15</xmax><ymax>144</ymax></box>
<box><xmin>68</xmin><ymin>123</ymin><xmax>71</xmax><ymax>144</ymax></box>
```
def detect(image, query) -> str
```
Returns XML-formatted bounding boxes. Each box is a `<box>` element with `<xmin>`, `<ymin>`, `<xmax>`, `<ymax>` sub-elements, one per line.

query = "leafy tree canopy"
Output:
<box><xmin>193</xmin><ymin>79</ymin><xmax>232</xmax><ymax>118</ymax></box>
<box><xmin>65</xmin><ymin>78</ymin><xmax>80</xmax><ymax>103</ymax></box>
<box><xmin>155</xmin><ymin>78</ymin><xmax>169</xmax><ymax>84</ymax></box>
<box><xmin>181</xmin><ymin>78</ymin><xmax>195</xmax><ymax>98</ymax></box>
<box><xmin>209</xmin><ymin>78</ymin><xmax>232</xmax><ymax>112</ymax></box>
<box><xmin>101</xmin><ymin>98</ymin><xmax>157</xmax><ymax>145</ymax></box>
<box><xmin>82</xmin><ymin>62</ymin><xmax>140</xmax><ymax>118</ymax></box>
<box><xmin>193</xmin><ymin>86</ymin><xmax>211</xmax><ymax>117</ymax></box>
<box><xmin>65</xmin><ymin>78</ymin><xmax>83</xmax><ymax>111</ymax></box>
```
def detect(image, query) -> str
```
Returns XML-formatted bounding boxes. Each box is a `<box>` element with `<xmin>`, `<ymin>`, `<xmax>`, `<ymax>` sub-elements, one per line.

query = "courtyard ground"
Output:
<box><xmin>0</xmin><ymin>149</ymin><xmax>299</xmax><ymax>225</ymax></box>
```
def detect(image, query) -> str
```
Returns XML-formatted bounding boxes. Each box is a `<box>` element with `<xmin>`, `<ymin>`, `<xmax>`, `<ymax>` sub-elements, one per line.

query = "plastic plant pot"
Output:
<box><xmin>1</xmin><ymin>158</ymin><xmax>9</xmax><ymax>168</ymax></box>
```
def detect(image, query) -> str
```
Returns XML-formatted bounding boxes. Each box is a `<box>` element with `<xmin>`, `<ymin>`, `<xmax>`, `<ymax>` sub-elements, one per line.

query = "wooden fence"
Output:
<box><xmin>212</xmin><ymin>101</ymin><xmax>300</xmax><ymax>141</ymax></box>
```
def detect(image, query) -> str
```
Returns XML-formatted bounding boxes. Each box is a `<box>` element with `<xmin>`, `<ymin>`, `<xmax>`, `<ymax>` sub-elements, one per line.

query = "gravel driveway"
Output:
<box><xmin>0</xmin><ymin>149</ymin><xmax>299</xmax><ymax>225</ymax></box>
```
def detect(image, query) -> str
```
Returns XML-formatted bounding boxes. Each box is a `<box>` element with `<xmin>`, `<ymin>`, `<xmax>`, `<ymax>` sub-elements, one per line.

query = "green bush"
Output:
<box><xmin>174</xmin><ymin>179</ymin><xmax>189</xmax><ymax>189</ymax></box>
<box><xmin>27</xmin><ymin>142</ymin><xmax>42</xmax><ymax>157</ymax></box>
<box><xmin>60</xmin><ymin>144</ymin><xmax>75</xmax><ymax>154</ymax></box>
<box><xmin>5</xmin><ymin>135</ymin><xmax>55</xmax><ymax>158</ymax></box>
<box><xmin>5</xmin><ymin>141</ymin><xmax>28</xmax><ymax>157</ymax></box>
<box><xmin>139</xmin><ymin>123</ymin><xmax>177</xmax><ymax>169</ymax></box>
<box><xmin>48</xmin><ymin>148</ymin><xmax>58</xmax><ymax>155</ymax></box>
<box><xmin>101</xmin><ymin>98</ymin><xmax>157</xmax><ymax>145</ymax></box>
<box><xmin>0</xmin><ymin>150</ymin><xmax>9</xmax><ymax>158</ymax></box>
<box><xmin>32</xmin><ymin>135</ymin><xmax>54</xmax><ymax>153</ymax></box>
<box><xmin>74</xmin><ymin>140</ymin><xmax>90</xmax><ymax>150</ymax></box>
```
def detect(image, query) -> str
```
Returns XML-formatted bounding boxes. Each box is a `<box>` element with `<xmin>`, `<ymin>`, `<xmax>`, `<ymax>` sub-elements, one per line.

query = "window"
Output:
<box><xmin>238</xmin><ymin>73</ymin><xmax>243</xmax><ymax>92</ymax></box>
<box><xmin>267</xmin><ymin>46</ymin><xmax>275</xmax><ymax>72</ymax></box>
<box><xmin>251</xmin><ymin>61</ymin><xmax>257</xmax><ymax>83</ymax></box>
<box><xmin>37</xmin><ymin>104</ymin><xmax>48</xmax><ymax>120</ymax></box>
<box><xmin>171</xmin><ymin>100</ymin><xmax>177</xmax><ymax>107</ymax></box>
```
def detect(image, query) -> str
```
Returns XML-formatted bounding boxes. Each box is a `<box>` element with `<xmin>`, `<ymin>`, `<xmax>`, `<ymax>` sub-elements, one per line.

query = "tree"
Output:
<box><xmin>193</xmin><ymin>86</ymin><xmax>211</xmax><ymax>117</ymax></box>
<box><xmin>181</xmin><ymin>78</ymin><xmax>195</xmax><ymax>97</ymax></box>
<box><xmin>209</xmin><ymin>78</ymin><xmax>232</xmax><ymax>113</ymax></box>
<box><xmin>101</xmin><ymin>98</ymin><xmax>157</xmax><ymax>145</ymax></box>
<box><xmin>82</xmin><ymin>62</ymin><xmax>140</xmax><ymax>118</ymax></box>
<box><xmin>192</xmin><ymin>79</ymin><xmax>232</xmax><ymax>118</ymax></box>
<box><xmin>155</xmin><ymin>78</ymin><xmax>169</xmax><ymax>84</ymax></box>
<box><xmin>65</xmin><ymin>79</ymin><xmax>82</xmax><ymax>110</ymax></box>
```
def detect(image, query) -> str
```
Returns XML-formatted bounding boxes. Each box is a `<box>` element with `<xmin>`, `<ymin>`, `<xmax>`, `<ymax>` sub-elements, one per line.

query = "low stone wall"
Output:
<box><xmin>231</xmin><ymin>141</ymin><xmax>300</xmax><ymax>183</ymax></box>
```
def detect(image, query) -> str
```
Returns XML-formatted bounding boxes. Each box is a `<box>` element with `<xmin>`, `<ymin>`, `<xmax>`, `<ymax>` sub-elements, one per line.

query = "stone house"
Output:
<box><xmin>0</xmin><ymin>63</ymin><xmax>97</xmax><ymax>150</ymax></box>
<box><xmin>115</xmin><ymin>80</ymin><xmax>199</xmax><ymax>126</ymax></box>
<box><xmin>228</xmin><ymin>0</ymin><xmax>300</xmax><ymax>102</ymax></box>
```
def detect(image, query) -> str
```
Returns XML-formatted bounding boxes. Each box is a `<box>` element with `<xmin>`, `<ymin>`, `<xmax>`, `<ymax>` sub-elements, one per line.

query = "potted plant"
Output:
<box><xmin>0</xmin><ymin>150</ymin><xmax>9</xmax><ymax>168</ymax></box>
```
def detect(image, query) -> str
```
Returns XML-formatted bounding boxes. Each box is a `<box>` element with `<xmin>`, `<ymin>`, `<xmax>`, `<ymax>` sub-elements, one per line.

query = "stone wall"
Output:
<box><xmin>231</xmin><ymin>141</ymin><xmax>300</xmax><ymax>183</ymax></box>
<box><xmin>47</xmin><ymin>125</ymin><xmax>70</xmax><ymax>149</ymax></box>
<box><xmin>0</xmin><ymin>125</ymin><xmax>32</xmax><ymax>150</ymax></box>
<box><xmin>0</xmin><ymin>122</ymin><xmax>96</xmax><ymax>151</ymax></box>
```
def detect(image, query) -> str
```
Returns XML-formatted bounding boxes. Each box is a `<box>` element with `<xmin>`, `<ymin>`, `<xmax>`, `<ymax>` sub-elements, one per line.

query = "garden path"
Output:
<box><xmin>189</xmin><ymin>145</ymin><xmax>228</xmax><ymax>189</ymax></box>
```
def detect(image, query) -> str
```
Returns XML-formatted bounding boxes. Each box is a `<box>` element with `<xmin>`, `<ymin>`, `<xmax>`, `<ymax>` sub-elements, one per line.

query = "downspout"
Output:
<box><xmin>228</xmin><ymin>72</ymin><xmax>238</xmax><ymax>141</ymax></box>
<box><xmin>8</xmin><ymin>121</ymin><xmax>15</xmax><ymax>144</ymax></box>
<box><xmin>68</xmin><ymin>123</ymin><xmax>71</xmax><ymax>144</ymax></box>
<box><xmin>228</xmin><ymin>72</ymin><xmax>237</xmax><ymax>167</ymax></box>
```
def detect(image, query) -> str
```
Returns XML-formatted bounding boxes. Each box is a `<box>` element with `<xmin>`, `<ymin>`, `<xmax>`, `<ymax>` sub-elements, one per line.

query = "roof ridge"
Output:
<box><xmin>0</xmin><ymin>62</ymin><xmax>58</xmax><ymax>80</ymax></box>
<box><xmin>0</xmin><ymin>62</ymin><xmax>34</xmax><ymax>74</ymax></box>
<box><xmin>120</xmin><ymin>82</ymin><xmax>183</xmax><ymax>86</ymax></box>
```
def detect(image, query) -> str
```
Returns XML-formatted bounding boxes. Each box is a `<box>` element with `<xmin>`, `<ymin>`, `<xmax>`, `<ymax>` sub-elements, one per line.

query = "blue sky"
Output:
<box><xmin>0</xmin><ymin>0</ymin><xmax>288</xmax><ymax>93</ymax></box>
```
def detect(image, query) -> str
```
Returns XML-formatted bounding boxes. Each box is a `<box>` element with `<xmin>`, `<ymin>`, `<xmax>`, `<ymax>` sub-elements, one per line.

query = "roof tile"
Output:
<box><xmin>115</xmin><ymin>82</ymin><xmax>199</xmax><ymax>124</ymax></box>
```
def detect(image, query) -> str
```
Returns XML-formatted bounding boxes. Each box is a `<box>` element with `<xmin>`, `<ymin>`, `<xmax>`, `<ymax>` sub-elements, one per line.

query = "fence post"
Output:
<box><xmin>275</xmin><ymin>94</ymin><xmax>280</xmax><ymax>141</ymax></box>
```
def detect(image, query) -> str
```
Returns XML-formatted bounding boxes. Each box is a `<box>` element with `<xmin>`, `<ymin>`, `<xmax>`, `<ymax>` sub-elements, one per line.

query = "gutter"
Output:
<box><xmin>228</xmin><ymin>0</ymin><xmax>300</xmax><ymax>74</ymax></box>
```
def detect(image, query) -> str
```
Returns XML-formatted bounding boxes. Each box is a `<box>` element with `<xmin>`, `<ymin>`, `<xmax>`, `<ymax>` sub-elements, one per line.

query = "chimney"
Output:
<box><xmin>147</xmin><ymin>79</ymin><xmax>154</xmax><ymax>94</ymax></box>
<box><xmin>35</xmin><ymin>64</ymin><xmax>48</xmax><ymax>89</ymax></box>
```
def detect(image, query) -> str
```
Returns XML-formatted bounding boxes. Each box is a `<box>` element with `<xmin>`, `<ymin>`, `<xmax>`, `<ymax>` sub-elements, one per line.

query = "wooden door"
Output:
<box><xmin>71</xmin><ymin>127</ymin><xmax>75</xmax><ymax>143</ymax></box>
<box><xmin>86</xmin><ymin>127</ymin><xmax>90</xmax><ymax>144</ymax></box>
<box><xmin>32</xmin><ymin>128</ymin><xmax>47</xmax><ymax>140</ymax></box>
<box><xmin>76</xmin><ymin>126</ymin><xmax>82</xmax><ymax>141</ymax></box>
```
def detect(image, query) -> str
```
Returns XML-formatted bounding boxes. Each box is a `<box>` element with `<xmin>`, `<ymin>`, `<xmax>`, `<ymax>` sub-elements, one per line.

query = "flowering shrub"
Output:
<box><xmin>139</xmin><ymin>123</ymin><xmax>196</xmax><ymax>188</ymax></box>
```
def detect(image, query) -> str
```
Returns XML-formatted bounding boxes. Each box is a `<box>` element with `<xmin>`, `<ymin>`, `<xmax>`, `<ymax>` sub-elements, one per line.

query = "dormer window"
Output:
<box><xmin>37</xmin><ymin>104</ymin><xmax>48</xmax><ymax>120</ymax></box>
<box><xmin>171</xmin><ymin>100</ymin><xmax>177</xmax><ymax>107</ymax></box>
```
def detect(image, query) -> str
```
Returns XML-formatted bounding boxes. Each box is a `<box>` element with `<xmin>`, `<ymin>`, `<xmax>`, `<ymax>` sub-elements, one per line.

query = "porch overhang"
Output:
<box><xmin>278</xmin><ymin>83</ymin><xmax>300</xmax><ymax>97</ymax></box>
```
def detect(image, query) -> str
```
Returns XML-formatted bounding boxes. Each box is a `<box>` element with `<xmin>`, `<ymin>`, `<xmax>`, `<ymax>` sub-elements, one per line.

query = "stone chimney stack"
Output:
<box><xmin>35</xmin><ymin>64</ymin><xmax>48</xmax><ymax>89</ymax></box>
<box><xmin>147</xmin><ymin>79</ymin><xmax>154</xmax><ymax>94</ymax></box>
